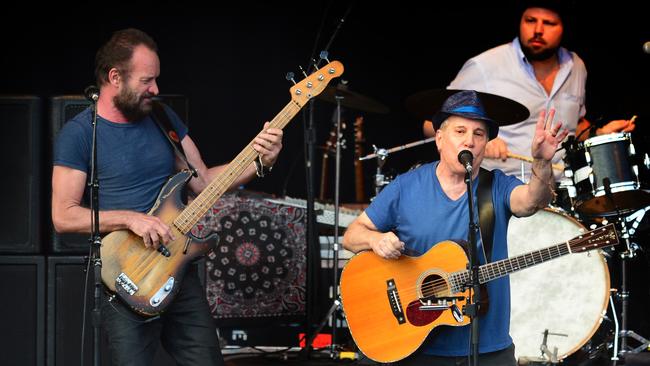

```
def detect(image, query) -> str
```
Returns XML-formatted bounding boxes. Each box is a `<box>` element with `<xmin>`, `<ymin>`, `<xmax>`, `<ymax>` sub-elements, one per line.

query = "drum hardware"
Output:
<box><xmin>610</xmin><ymin>293</ymin><xmax>621</xmax><ymax>362</ymax></box>
<box><xmin>359</xmin><ymin>137</ymin><xmax>436</xmax><ymax>197</ymax></box>
<box><xmin>593</xmin><ymin>182</ymin><xmax>650</xmax><ymax>360</ymax></box>
<box><xmin>585</xmin><ymin>291</ymin><xmax>650</xmax><ymax>364</ymax></box>
<box><xmin>610</xmin><ymin>214</ymin><xmax>650</xmax><ymax>358</ymax></box>
<box><xmin>624</xmin><ymin>206</ymin><xmax>649</xmax><ymax>237</ymax></box>
<box><xmin>370</xmin><ymin>145</ymin><xmax>389</xmax><ymax>197</ymax></box>
<box><xmin>537</xmin><ymin>329</ymin><xmax>569</xmax><ymax>364</ymax></box>
<box><xmin>552</xmin><ymin>179</ymin><xmax>578</xmax><ymax>215</ymax></box>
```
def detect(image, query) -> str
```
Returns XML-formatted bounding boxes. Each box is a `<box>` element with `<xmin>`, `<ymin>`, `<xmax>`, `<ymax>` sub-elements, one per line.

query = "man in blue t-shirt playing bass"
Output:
<box><xmin>342</xmin><ymin>89</ymin><xmax>568</xmax><ymax>365</ymax></box>
<box><xmin>51</xmin><ymin>28</ymin><xmax>283</xmax><ymax>366</ymax></box>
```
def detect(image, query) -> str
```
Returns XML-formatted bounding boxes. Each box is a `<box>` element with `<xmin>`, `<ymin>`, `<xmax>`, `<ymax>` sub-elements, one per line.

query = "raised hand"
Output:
<box><xmin>531</xmin><ymin>109</ymin><xmax>569</xmax><ymax>161</ymax></box>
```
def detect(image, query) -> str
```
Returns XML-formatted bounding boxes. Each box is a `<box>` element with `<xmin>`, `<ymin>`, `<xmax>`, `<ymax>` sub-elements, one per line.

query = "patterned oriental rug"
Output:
<box><xmin>192</xmin><ymin>190</ymin><xmax>307</xmax><ymax>321</ymax></box>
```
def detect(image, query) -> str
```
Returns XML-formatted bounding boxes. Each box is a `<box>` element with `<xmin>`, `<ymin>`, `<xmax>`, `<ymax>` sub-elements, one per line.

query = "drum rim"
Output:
<box><xmin>575</xmin><ymin>185</ymin><xmax>644</xmax><ymax>216</ymax></box>
<box><xmin>584</xmin><ymin>131</ymin><xmax>630</xmax><ymax>147</ymax></box>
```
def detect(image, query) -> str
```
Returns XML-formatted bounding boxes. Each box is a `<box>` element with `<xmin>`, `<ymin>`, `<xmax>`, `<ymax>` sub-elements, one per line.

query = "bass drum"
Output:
<box><xmin>508</xmin><ymin>208</ymin><xmax>610</xmax><ymax>363</ymax></box>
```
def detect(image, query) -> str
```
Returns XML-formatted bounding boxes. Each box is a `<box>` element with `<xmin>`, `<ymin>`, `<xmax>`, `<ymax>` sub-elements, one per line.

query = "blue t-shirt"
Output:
<box><xmin>53</xmin><ymin>105</ymin><xmax>188</xmax><ymax>213</ymax></box>
<box><xmin>365</xmin><ymin>161</ymin><xmax>522</xmax><ymax>356</ymax></box>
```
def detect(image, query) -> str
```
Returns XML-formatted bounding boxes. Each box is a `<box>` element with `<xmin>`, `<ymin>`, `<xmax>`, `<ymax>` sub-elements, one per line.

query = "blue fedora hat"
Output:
<box><xmin>432</xmin><ymin>90</ymin><xmax>499</xmax><ymax>140</ymax></box>
<box><xmin>406</xmin><ymin>89</ymin><xmax>530</xmax><ymax>141</ymax></box>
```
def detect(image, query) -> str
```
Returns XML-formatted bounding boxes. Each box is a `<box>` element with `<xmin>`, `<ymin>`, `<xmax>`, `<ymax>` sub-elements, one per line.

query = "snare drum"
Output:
<box><xmin>552</xmin><ymin>179</ymin><xmax>577</xmax><ymax>214</ymax></box>
<box><xmin>508</xmin><ymin>209</ymin><xmax>610</xmax><ymax>363</ymax></box>
<box><xmin>564</xmin><ymin>132</ymin><xmax>644</xmax><ymax>216</ymax></box>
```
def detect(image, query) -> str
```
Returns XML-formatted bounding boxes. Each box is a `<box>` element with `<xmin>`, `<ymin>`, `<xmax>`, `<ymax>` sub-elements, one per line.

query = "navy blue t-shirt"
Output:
<box><xmin>53</xmin><ymin>105</ymin><xmax>188</xmax><ymax>213</ymax></box>
<box><xmin>365</xmin><ymin>161</ymin><xmax>522</xmax><ymax>356</ymax></box>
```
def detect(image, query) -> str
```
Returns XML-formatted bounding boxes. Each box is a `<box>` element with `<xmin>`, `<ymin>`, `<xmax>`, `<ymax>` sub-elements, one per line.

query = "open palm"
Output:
<box><xmin>531</xmin><ymin>109</ymin><xmax>569</xmax><ymax>161</ymax></box>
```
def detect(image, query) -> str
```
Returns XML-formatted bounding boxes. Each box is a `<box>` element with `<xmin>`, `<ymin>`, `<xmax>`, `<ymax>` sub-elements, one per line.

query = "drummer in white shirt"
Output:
<box><xmin>423</xmin><ymin>0</ymin><xmax>635</xmax><ymax>181</ymax></box>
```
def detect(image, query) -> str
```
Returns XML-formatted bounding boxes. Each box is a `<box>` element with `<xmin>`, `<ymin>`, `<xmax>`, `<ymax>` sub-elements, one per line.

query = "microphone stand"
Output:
<box><xmin>300</xmin><ymin>3</ymin><xmax>354</xmax><ymax>360</ymax></box>
<box><xmin>464</xmin><ymin>166</ymin><xmax>480</xmax><ymax>366</ymax></box>
<box><xmin>86</xmin><ymin>95</ymin><xmax>102</xmax><ymax>366</ymax></box>
<box><xmin>300</xmin><ymin>97</ymin><xmax>346</xmax><ymax>360</ymax></box>
<box><xmin>301</xmin><ymin>97</ymin><xmax>320</xmax><ymax>359</ymax></box>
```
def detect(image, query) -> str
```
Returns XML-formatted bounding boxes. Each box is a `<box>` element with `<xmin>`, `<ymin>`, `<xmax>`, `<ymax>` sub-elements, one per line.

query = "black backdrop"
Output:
<box><xmin>0</xmin><ymin>0</ymin><xmax>649</xmax><ymax>349</ymax></box>
<box><xmin>1</xmin><ymin>2</ymin><xmax>647</xmax><ymax>201</ymax></box>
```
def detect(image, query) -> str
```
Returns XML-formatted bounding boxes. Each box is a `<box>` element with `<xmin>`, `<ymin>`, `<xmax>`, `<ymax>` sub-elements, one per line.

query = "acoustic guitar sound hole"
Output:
<box><xmin>420</xmin><ymin>274</ymin><xmax>447</xmax><ymax>300</ymax></box>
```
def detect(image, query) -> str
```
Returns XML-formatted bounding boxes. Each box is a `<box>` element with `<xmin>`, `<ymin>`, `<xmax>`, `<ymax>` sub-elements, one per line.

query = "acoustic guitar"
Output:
<box><xmin>339</xmin><ymin>223</ymin><xmax>618</xmax><ymax>363</ymax></box>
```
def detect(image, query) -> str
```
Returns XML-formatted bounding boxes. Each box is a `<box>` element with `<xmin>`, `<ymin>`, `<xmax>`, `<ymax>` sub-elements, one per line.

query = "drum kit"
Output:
<box><xmin>318</xmin><ymin>87</ymin><xmax>650</xmax><ymax>364</ymax></box>
<box><xmin>533</xmin><ymin>131</ymin><xmax>650</xmax><ymax>365</ymax></box>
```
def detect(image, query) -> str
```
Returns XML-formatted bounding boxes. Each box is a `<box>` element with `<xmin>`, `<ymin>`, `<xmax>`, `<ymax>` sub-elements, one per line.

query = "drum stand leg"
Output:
<box><xmin>608</xmin><ymin>293</ymin><xmax>621</xmax><ymax>364</ymax></box>
<box><xmin>611</xmin><ymin>235</ymin><xmax>650</xmax><ymax>361</ymax></box>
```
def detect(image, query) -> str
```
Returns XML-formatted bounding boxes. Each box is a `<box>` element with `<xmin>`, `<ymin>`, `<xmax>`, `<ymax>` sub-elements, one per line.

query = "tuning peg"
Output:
<box><xmin>319</xmin><ymin>50</ymin><xmax>330</xmax><ymax>63</ymax></box>
<box><xmin>298</xmin><ymin>65</ymin><xmax>308</xmax><ymax>78</ymax></box>
<box><xmin>311</xmin><ymin>58</ymin><xmax>320</xmax><ymax>71</ymax></box>
<box><xmin>285</xmin><ymin>72</ymin><xmax>296</xmax><ymax>85</ymax></box>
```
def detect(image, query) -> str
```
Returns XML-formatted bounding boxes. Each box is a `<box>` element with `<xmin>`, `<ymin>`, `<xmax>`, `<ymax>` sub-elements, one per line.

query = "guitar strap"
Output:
<box><xmin>151</xmin><ymin>101</ymin><xmax>198</xmax><ymax>177</ymax></box>
<box><xmin>477</xmin><ymin>168</ymin><xmax>495</xmax><ymax>263</ymax></box>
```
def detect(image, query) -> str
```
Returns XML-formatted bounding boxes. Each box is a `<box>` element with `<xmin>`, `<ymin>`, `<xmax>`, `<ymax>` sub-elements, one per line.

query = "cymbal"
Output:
<box><xmin>317</xmin><ymin>85</ymin><xmax>389</xmax><ymax>114</ymax></box>
<box><xmin>405</xmin><ymin>89</ymin><xmax>529</xmax><ymax>125</ymax></box>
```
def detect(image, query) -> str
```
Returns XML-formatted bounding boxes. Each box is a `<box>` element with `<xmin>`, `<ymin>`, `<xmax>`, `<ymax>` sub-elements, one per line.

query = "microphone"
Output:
<box><xmin>644</xmin><ymin>41</ymin><xmax>650</xmax><ymax>54</ymax></box>
<box><xmin>84</xmin><ymin>85</ymin><xmax>100</xmax><ymax>102</ymax></box>
<box><xmin>458</xmin><ymin>150</ymin><xmax>474</xmax><ymax>174</ymax></box>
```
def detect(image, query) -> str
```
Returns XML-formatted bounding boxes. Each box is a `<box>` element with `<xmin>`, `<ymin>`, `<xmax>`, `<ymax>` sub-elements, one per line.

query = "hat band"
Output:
<box><xmin>450</xmin><ymin>105</ymin><xmax>486</xmax><ymax>117</ymax></box>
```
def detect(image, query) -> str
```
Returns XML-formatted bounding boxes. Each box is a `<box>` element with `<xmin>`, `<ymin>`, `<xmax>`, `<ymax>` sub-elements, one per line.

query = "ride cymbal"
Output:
<box><xmin>317</xmin><ymin>84</ymin><xmax>389</xmax><ymax>114</ymax></box>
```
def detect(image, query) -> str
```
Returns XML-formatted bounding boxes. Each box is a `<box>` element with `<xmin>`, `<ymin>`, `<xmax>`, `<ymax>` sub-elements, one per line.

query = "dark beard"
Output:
<box><xmin>519</xmin><ymin>38</ymin><xmax>559</xmax><ymax>62</ymax></box>
<box><xmin>113</xmin><ymin>87</ymin><xmax>152</xmax><ymax>121</ymax></box>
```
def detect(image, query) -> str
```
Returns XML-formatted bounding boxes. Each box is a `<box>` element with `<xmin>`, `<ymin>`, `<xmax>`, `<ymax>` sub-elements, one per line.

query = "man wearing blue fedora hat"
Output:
<box><xmin>343</xmin><ymin>89</ymin><xmax>568</xmax><ymax>365</ymax></box>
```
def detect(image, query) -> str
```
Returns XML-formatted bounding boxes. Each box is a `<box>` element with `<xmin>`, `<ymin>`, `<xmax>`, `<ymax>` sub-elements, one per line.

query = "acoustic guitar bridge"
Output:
<box><xmin>386</xmin><ymin>279</ymin><xmax>406</xmax><ymax>324</ymax></box>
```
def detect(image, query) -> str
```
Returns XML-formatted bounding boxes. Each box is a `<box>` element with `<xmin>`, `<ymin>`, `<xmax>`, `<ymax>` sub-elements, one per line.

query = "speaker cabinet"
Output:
<box><xmin>0</xmin><ymin>256</ymin><xmax>45</xmax><ymax>365</ymax></box>
<box><xmin>46</xmin><ymin>256</ymin><xmax>110</xmax><ymax>366</ymax></box>
<box><xmin>49</xmin><ymin>95</ymin><xmax>189</xmax><ymax>254</ymax></box>
<box><xmin>0</xmin><ymin>96</ymin><xmax>42</xmax><ymax>253</ymax></box>
<box><xmin>48</xmin><ymin>96</ymin><xmax>93</xmax><ymax>254</ymax></box>
<box><xmin>46</xmin><ymin>256</ymin><xmax>176</xmax><ymax>366</ymax></box>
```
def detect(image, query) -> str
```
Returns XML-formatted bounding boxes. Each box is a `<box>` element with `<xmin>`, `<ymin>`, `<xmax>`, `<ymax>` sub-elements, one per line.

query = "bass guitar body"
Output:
<box><xmin>101</xmin><ymin>171</ymin><xmax>215</xmax><ymax>316</ymax></box>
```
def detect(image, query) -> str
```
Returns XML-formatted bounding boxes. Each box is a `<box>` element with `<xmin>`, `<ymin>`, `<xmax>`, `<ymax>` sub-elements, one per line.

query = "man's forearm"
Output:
<box><xmin>53</xmin><ymin>205</ymin><xmax>136</xmax><ymax>234</ymax></box>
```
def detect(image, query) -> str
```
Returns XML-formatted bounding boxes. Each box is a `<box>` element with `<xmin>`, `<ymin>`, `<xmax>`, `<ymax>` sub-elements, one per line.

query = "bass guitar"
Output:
<box><xmin>101</xmin><ymin>61</ymin><xmax>344</xmax><ymax>316</ymax></box>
